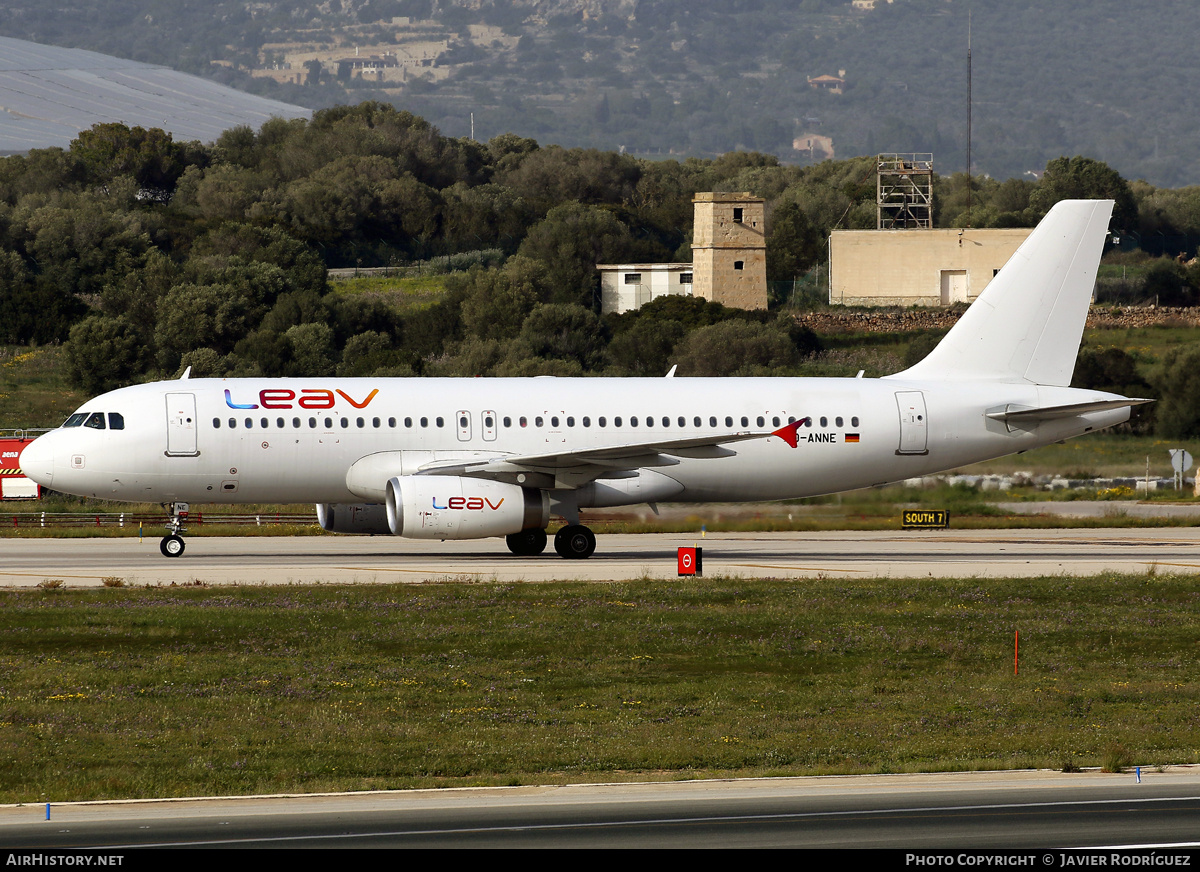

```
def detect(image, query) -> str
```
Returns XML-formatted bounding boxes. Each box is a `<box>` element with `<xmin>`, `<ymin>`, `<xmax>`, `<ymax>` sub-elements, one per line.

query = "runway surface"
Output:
<box><xmin>5</xmin><ymin>769</ymin><xmax>1200</xmax><ymax>849</ymax></box>
<box><xmin>2</xmin><ymin>528</ymin><xmax>1200</xmax><ymax>586</ymax></box>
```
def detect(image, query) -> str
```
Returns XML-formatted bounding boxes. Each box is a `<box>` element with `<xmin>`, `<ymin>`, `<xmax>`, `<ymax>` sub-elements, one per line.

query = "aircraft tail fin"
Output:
<box><xmin>890</xmin><ymin>199</ymin><xmax>1114</xmax><ymax>386</ymax></box>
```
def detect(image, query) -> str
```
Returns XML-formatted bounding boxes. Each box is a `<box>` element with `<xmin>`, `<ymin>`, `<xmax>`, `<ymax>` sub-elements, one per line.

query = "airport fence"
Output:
<box><xmin>1</xmin><ymin>511</ymin><xmax>317</xmax><ymax>529</ymax></box>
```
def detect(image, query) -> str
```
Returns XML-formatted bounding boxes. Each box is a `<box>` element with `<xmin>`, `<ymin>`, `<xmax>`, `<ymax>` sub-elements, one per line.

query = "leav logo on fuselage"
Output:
<box><xmin>224</xmin><ymin>388</ymin><xmax>379</xmax><ymax>410</ymax></box>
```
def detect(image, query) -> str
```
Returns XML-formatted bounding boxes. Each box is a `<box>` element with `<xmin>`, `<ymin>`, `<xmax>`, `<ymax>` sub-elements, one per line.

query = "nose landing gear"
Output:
<box><xmin>160</xmin><ymin>502</ymin><xmax>189</xmax><ymax>557</ymax></box>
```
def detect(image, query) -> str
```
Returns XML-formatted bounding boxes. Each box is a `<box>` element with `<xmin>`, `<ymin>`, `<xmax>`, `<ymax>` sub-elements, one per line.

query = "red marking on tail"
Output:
<box><xmin>772</xmin><ymin>418</ymin><xmax>809</xmax><ymax>448</ymax></box>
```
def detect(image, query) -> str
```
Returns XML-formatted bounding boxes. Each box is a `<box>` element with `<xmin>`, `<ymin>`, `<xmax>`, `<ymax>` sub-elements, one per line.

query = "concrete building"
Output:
<box><xmin>598</xmin><ymin>264</ymin><xmax>693</xmax><ymax>314</ymax></box>
<box><xmin>828</xmin><ymin>227</ymin><xmax>1033</xmax><ymax>306</ymax></box>
<box><xmin>598</xmin><ymin>192</ymin><xmax>767</xmax><ymax>314</ymax></box>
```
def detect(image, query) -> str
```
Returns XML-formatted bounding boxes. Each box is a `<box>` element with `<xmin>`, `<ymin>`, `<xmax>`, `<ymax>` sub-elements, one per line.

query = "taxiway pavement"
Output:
<box><xmin>2</xmin><ymin>528</ymin><xmax>1198</xmax><ymax>587</ymax></box>
<box><xmin>5</xmin><ymin>768</ymin><xmax>1200</xmax><ymax>848</ymax></box>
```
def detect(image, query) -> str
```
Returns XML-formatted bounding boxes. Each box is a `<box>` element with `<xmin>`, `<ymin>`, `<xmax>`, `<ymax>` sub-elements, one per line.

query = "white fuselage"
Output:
<box><xmin>21</xmin><ymin>375</ymin><xmax>1129</xmax><ymax>507</ymax></box>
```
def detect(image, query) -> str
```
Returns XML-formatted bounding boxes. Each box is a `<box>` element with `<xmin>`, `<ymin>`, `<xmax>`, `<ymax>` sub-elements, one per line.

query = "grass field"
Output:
<box><xmin>327</xmin><ymin>273</ymin><xmax>450</xmax><ymax>314</ymax></box>
<box><xmin>1</xmin><ymin>575</ymin><xmax>1195</xmax><ymax>802</ymax></box>
<box><xmin>0</xmin><ymin>346</ymin><xmax>86</xmax><ymax>431</ymax></box>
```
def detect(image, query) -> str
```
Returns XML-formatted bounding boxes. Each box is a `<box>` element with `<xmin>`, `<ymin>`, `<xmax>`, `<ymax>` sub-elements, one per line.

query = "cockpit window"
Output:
<box><xmin>84</xmin><ymin>412</ymin><xmax>106</xmax><ymax>430</ymax></box>
<box><xmin>63</xmin><ymin>413</ymin><xmax>87</xmax><ymax>428</ymax></box>
<box><xmin>108</xmin><ymin>413</ymin><xmax>124</xmax><ymax>430</ymax></box>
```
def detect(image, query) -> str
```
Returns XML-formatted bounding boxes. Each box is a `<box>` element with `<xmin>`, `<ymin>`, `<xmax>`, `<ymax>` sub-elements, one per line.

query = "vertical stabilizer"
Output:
<box><xmin>890</xmin><ymin>199</ymin><xmax>1113</xmax><ymax>386</ymax></box>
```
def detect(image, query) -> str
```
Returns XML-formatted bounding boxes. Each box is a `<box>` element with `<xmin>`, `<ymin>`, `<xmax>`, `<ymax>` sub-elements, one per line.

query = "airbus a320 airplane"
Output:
<box><xmin>21</xmin><ymin>200</ymin><xmax>1148</xmax><ymax>559</ymax></box>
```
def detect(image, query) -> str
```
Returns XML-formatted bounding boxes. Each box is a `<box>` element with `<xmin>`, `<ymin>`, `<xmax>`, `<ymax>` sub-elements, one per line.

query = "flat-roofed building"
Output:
<box><xmin>598</xmin><ymin>264</ymin><xmax>694</xmax><ymax>314</ymax></box>
<box><xmin>828</xmin><ymin>227</ymin><xmax>1033</xmax><ymax>306</ymax></box>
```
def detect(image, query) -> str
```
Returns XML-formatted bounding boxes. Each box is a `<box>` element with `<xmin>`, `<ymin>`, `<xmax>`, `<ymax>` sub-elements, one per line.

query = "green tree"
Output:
<box><xmin>516</xmin><ymin>202</ymin><xmax>636</xmax><ymax>308</ymax></box>
<box><xmin>70</xmin><ymin>123</ymin><xmax>201</xmax><ymax>201</ymax></box>
<box><xmin>673</xmin><ymin>320</ymin><xmax>801</xmax><ymax>376</ymax></box>
<box><xmin>510</xmin><ymin>303</ymin><xmax>609</xmax><ymax>371</ymax></box>
<box><xmin>1029</xmin><ymin>156</ymin><xmax>1137</xmax><ymax>230</ymax></box>
<box><xmin>64</xmin><ymin>314</ymin><xmax>149</xmax><ymax>393</ymax></box>
<box><xmin>1155</xmin><ymin>346</ymin><xmax>1200</xmax><ymax>438</ymax></box>
<box><xmin>766</xmin><ymin>200</ymin><xmax>824</xmax><ymax>282</ymax></box>
<box><xmin>459</xmin><ymin>255</ymin><xmax>547</xmax><ymax>340</ymax></box>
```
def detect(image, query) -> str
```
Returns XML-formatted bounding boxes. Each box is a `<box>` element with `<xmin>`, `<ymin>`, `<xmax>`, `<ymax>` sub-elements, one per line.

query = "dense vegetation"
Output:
<box><xmin>4</xmin><ymin>0</ymin><xmax>1200</xmax><ymax>186</ymax></box>
<box><xmin>2</xmin><ymin>104</ymin><xmax>1200</xmax><ymax>436</ymax></box>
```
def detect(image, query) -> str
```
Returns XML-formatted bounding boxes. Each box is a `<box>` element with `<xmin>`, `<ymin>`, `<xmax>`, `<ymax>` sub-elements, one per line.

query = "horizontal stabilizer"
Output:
<box><xmin>986</xmin><ymin>398</ymin><xmax>1153</xmax><ymax>423</ymax></box>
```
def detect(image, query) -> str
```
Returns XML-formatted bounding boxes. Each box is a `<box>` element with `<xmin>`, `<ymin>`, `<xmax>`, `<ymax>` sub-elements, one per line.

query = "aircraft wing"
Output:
<box><xmin>415</xmin><ymin>420</ymin><xmax>807</xmax><ymax>487</ymax></box>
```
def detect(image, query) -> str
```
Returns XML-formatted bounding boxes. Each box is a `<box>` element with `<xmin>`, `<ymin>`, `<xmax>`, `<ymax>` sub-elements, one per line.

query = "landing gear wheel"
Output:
<box><xmin>506</xmin><ymin>528</ymin><xmax>548</xmax><ymax>556</ymax></box>
<box><xmin>160</xmin><ymin>534</ymin><xmax>185</xmax><ymax>558</ymax></box>
<box><xmin>553</xmin><ymin>524</ymin><xmax>596</xmax><ymax>559</ymax></box>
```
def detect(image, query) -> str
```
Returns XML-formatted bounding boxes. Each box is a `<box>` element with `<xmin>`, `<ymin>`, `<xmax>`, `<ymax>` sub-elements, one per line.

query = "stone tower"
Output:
<box><xmin>691</xmin><ymin>192</ymin><xmax>767</xmax><ymax>310</ymax></box>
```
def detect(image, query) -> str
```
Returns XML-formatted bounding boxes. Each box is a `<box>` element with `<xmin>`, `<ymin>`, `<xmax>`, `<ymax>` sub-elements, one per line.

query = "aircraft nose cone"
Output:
<box><xmin>20</xmin><ymin>436</ymin><xmax>54</xmax><ymax>487</ymax></box>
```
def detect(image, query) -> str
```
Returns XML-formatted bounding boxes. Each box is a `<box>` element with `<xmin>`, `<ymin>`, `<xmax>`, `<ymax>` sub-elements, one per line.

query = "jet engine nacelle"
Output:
<box><xmin>385</xmin><ymin>475</ymin><xmax>549</xmax><ymax>540</ymax></box>
<box><xmin>315</xmin><ymin>502</ymin><xmax>391</xmax><ymax>535</ymax></box>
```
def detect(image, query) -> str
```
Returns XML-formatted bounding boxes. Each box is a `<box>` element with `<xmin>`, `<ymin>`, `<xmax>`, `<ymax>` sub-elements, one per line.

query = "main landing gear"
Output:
<box><xmin>505</xmin><ymin>525</ymin><xmax>597</xmax><ymax>559</ymax></box>
<box><xmin>553</xmin><ymin>524</ymin><xmax>596</xmax><ymax>560</ymax></box>
<box><xmin>505</xmin><ymin>528</ymin><xmax>547</xmax><ymax>556</ymax></box>
<box><xmin>160</xmin><ymin>501</ymin><xmax>189</xmax><ymax>558</ymax></box>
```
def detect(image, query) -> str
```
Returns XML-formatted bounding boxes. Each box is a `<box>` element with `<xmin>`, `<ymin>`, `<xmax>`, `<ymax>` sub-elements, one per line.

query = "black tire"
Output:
<box><xmin>506</xmin><ymin>528</ymin><xmax>548</xmax><ymax>556</ymax></box>
<box><xmin>160</xmin><ymin>534</ymin><xmax>185</xmax><ymax>557</ymax></box>
<box><xmin>553</xmin><ymin>524</ymin><xmax>596</xmax><ymax>559</ymax></box>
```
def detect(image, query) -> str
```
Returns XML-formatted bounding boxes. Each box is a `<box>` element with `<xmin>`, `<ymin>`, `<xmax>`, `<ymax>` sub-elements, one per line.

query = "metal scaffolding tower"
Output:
<box><xmin>877</xmin><ymin>153</ymin><xmax>933</xmax><ymax>229</ymax></box>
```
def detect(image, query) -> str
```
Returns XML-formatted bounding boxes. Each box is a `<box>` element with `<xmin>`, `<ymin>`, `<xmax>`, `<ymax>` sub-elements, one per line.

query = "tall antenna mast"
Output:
<box><xmin>966</xmin><ymin>9</ymin><xmax>972</xmax><ymax>227</ymax></box>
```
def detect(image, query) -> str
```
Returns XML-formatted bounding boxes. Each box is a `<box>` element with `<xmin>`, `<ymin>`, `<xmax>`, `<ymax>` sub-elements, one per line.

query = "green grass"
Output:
<box><xmin>0</xmin><ymin>346</ymin><xmax>87</xmax><ymax>430</ymax></box>
<box><xmin>954</xmin><ymin>433</ymin><xmax>1193</xmax><ymax>479</ymax></box>
<box><xmin>1</xmin><ymin>574</ymin><xmax>1197</xmax><ymax>801</ymax></box>
<box><xmin>328</xmin><ymin>274</ymin><xmax>449</xmax><ymax>314</ymax></box>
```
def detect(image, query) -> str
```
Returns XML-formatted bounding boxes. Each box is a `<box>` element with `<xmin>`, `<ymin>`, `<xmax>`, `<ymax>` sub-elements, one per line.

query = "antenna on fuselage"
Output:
<box><xmin>180</xmin><ymin>366</ymin><xmax>192</xmax><ymax>380</ymax></box>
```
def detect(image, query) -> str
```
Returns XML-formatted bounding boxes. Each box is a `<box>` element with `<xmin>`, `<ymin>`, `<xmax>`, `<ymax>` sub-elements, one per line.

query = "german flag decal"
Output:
<box><xmin>844</xmin><ymin>433</ymin><xmax>860</xmax><ymax>443</ymax></box>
